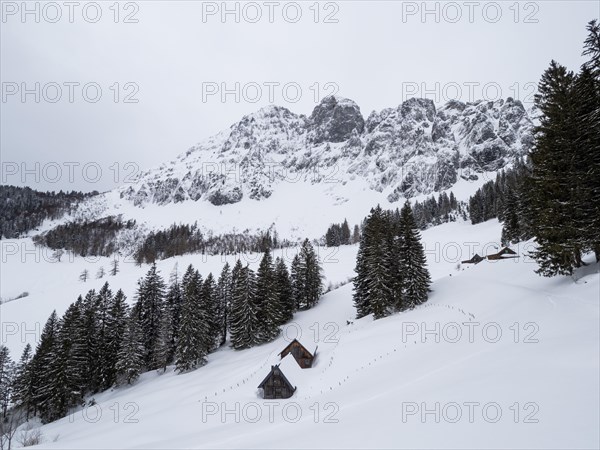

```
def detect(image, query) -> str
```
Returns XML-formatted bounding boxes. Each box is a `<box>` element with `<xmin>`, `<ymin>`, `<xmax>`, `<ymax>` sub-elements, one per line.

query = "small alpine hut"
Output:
<box><xmin>461</xmin><ymin>253</ymin><xmax>484</xmax><ymax>265</ymax></box>
<box><xmin>279</xmin><ymin>339</ymin><xmax>317</xmax><ymax>369</ymax></box>
<box><xmin>487</xmin><ymin>247</ymin><xmax>518</xmax><ymax>260</ymax></box>
<box><xmin>257</xmin><ymin>363</ymin><xmax>297</xmax><ymax>399</ymax></box>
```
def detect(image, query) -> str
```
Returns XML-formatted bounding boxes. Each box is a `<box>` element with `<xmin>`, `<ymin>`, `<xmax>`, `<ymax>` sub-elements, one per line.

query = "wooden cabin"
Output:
<box><xmin>257</xmin><ymin>364</ymin><xmax>296</xmax><ymax>399</ymax></box>
<box><xmin>279</xmin><ymin>339</ymin><xmax>317</xmax><ymax>368</ymax></box>
<box><xmin>487</xmin><ymin>247</ymin><xmax>519</xmax><ymax>260</ymax></box>
<box><xmin>461</xmin><ymin>253</ymin><xmax>484</xmax><ymax>264</ymax></box>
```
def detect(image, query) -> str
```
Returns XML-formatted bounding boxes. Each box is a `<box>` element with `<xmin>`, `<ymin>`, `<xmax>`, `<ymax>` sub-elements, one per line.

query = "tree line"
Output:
<box><xmin>325</xmin><ymin>219</ymin><xmax>360</xmax><ymax>247</ymax></box>
<box><xmin>134</xmin><ymin>223</ymin><xmax>291</xmax><ymax>264</ymax></box>
<box><xmin>0</xmin><ymin>186</ymin><xmax>96</xmax><ymax>239</ymax></box>
<box><xmin>467</xmin><ymin>160</ymin><xmax>532</xmax><ymax>245</ymax></box>
<box><xmin>0</xmin><ymin>240</ymin><xmax>322</xmax><ymax>424</ymax></box>
<box><xmin>33</xmin><ymin>216</ymin><xmax>136</xmax><ymax>257</ymax></box>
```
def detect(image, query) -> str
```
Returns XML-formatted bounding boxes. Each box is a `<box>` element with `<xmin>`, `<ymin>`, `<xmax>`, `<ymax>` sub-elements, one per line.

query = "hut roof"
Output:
<box><xmin>279</xmin><ymin>339</ymin><xmax>316</xmax><ymax>358</ymax></box>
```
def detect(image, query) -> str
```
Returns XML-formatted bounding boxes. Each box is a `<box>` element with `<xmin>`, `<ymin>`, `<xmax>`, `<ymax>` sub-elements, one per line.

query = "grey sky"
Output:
<box><xmin>1</xmin><ymin>0</ymin><xmax>598</xmax><ymax>192</ymax></box>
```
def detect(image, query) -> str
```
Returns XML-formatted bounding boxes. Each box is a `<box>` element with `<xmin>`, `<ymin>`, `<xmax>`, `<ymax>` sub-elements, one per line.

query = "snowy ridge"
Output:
<box><xmin>119</xmin><ymin>96</ymin><xmax>533</xmax><ymax>207</ymax></box>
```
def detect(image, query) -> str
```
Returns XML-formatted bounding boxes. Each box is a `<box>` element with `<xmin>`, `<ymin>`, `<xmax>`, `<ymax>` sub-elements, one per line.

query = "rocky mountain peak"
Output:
<box><xmin>308</xmin><ymin>95</ymin><xmax>365</xmax><ymax>144</ymax></box>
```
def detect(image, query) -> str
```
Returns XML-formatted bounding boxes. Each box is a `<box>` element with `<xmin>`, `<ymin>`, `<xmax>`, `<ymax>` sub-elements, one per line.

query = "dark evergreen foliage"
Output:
<box><xmin>0</xmin><ymin>185</ymin><xmax>96</xmax><ymax>239</ymax></box>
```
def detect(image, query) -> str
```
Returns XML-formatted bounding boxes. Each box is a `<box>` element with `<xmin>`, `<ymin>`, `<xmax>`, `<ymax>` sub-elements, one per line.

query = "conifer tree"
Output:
<box><xmin>11</xmin><ymin>343</ymin><xmax>34</xmax><ymax>419</ymax></box>
<box><xmin>529</xmin><ymin>61</ymin><xmax>580</xmax><ymax>275</ymax></box>
<box><xmin>299</xmin><ymin>239</ymin><xmax>323</xmax><ymax>310</ymax></box>
<box><xmin>135</xmin><ymin>263</ymin><xmax>166</xmax><ymax>369</ymax></box>
<box><xmin>254</xmin><ymin>249</ymin><xmax>282</xmax><ymax>342</ymax></box>
<box><xmin>175</xmin><ymin>265</ymin><xmax>208</xmax><ymax>372</ymax></box>
<box><xmin>104</xmin><ymin>289</ymin><xmax>129</xmax><ymax>386</ymax></box>
<box><xmin>42</xmin><ymin>303</ymin><xmax>86</xmax><ymax>422</ymax></box>
<box><xmin>30</xmin><ymin>310</ymin><xmax>60</xmax><ymax>418</ymax></box>
<box><xmin>115</xmin><ymin>307</ymin><xmax>145</xmax><ymax>385</ymax></box>
<box><xmin>341</xmin><ymin>219</ymin><xmax>351</xmax><ymax>245</ymax></box>
<box><xmin>290</xmin><ymin>254</ymin><xmax>303</xmax><ymax>311</ymax></box>
<box><xmin>0</xmin><ymin>345</ymin><xmax>14</xmax><ymax>419</ymax></box>
<box><xmin>229</xmin><ymin>261</ymin><xmax>257</xmax><ymax>350</ymax></box>
<box><xmin>274</xmin><ymin>257</ymin><xmax>294</xmax><ymax>324</ymax></box>
<box><xmin>201</xmin><ymin>273</ymin><xmax>220</xmax><ymax>351</ymax></box>
<box><xmin>353</xmin><ymin>206</ymin><xmax>392</xmax><ymax>318</ymax></box>
<box><xmin>398</xmin><ymin>201</ymin><xmax>431</xmax><ymax>309</ymax></box>
<box><xmin>165</xmin><ymin>268</ymin><xmax>183</xmax><ymax>360</ymax></box>
<box><xmin>216</xmin><ymin>263</ymin><xmax>232</xmax><ymax>347</ymax></box>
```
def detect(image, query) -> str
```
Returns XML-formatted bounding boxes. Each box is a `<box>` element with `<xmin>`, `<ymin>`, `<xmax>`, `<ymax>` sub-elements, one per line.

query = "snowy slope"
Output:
<box><xmin>1</xmin><ymin>220</ymin><xmax>598</xmax><ymax>449</ymax></box>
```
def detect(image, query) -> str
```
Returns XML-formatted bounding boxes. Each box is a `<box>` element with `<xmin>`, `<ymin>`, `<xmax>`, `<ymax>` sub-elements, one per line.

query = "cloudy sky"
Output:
<box><xmin>1</xmin><ymin>1</ymin><xmax>598</xmax><ymax>192</ymax></box>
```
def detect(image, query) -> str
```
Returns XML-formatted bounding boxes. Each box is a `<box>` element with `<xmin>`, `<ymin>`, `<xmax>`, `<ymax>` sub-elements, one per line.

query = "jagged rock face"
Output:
<box><xmin>120</xmin><ymin>96</ymin><xmax>533</xmax><ymax>206</ymax></box>
<box><xmin>308</xmin><ymin>96</ymin><xmax>365</xmax><ymax>144</ymax></box>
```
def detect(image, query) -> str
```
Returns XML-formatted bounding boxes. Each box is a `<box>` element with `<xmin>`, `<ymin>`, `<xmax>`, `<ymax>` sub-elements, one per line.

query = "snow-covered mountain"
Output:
<box><xmin>119</xmin><ymin>96</ymin><xmax>533</xmax><ymax>207</ymax></box>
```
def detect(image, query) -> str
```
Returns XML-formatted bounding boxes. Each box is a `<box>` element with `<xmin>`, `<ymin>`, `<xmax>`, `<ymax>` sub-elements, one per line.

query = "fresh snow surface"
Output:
<box><xmin>1</xmin><ymin>219</ymin><xmax>598</xmax><ymax>449</ymax></box>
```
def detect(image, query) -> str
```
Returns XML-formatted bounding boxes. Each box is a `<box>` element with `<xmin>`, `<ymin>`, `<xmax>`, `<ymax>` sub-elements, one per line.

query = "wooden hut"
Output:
<box><xmin>461</xmin><ymin>253</ymin><xmax>484</xmax><ymax>264</ymax></box>
<box><xmin>487</xmin><ymin>247</ymin><xmax>519</xmax><ymax>260</ymax></box>
<box><xmin>257</xmin><ymin>364</ymin><xmax>296</xmax><ymax>399</ymax></box>
<box><xmin>279</xmin><ymin>339</ymin><xmax>317</xmax><ymax>368</ymax></box>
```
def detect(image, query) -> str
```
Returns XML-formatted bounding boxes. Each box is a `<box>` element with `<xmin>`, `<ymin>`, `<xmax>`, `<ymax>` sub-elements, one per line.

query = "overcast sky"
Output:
<box><xmin>1</xmin><ymin>1</ymin><xmax>598</xmax><ymax>192</ymax></box>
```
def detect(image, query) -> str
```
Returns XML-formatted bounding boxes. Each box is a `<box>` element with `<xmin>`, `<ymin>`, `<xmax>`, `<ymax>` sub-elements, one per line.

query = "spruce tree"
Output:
<box><xmin>353</xmin><ymin>206</ymin><xmax>392</xmax><ymax>318</ymax></box>
<box><xmin>201</xmin><ymin>273</ymin><xmax>220</xmax><ymax>351</ymax></box>
<box><xmin>255</xmin><ymin>249</ymin><xmax>282</xmax><ymax>343</ymax></box>
<box><xmin>30</xmin><ymin>310</ymin><xmax>60</xmax><ymax>418</ymax></box>
<box><xmin>165</xmin><ymin>268</ymin><xmax>183</xmax><ymax>361</ymax></box>
<box><xmin>529</xmin><ymin>61</ymin><xmax>580</xmax><ymax>275</ymax></box>
<box><xmin>42</xmin><ymin>304</ymin><xmax>86</xmax><ymax>422</ymax></box>
<box><xmin>0</xmin><ymin>346</ymin><xmax>14</xmax><ymax>419</ymax></box>
<box><xmin>216</xmin><ymin>263</ymin><xmax>232</xmax><ymax>347</ymax></box>
<box><xmin>229</xmin><ymin>261</ymin><xmax>256</xmax><ymax>350</ymax></box>
<box><xmin>274</xmin><ymin>257</ymin><xmax>294</xmax><ymax>324</ymax></box>
<box><xmin>96</xmin><ymin>282</ymin><xmax>114</xmax><ymax>390</ymax></box>
<box><xmin>116</xmin><ymin>307</ymin><xmax>145</xmax><ymax>385</ymax></box>
<box><xmin>341</xmin><ymin>219</ymin><xmax>351</xmax><ymax>245</ymax></box>
<box><xmin>290</xmin><ymin>254</ymin><xmax>303</xmax><ymax>311</ymax></box>
<box><xmin>104</xmin><ymin>289</ymin><xmax>129</xmax><ymax>386</ymax></box>
<box><xmin>501</xmin><ymin>187</ymin><xmax>521</xmax><ymax>245</ymax></box>
<box><xmin>298</xmin><ymin>239</ymin><xmax>323</xmax><ymax>310</ymax></box>
<box><xmin>11</xmin><ymin>343</ymin><xmax>34</xmax><ymax>419</ymax></box>
<box><xmin>399</xmin><ymin>201</ymin><xmax>431</xmax><ymax>309</ymax></box>
<box><xmin>175</xmin><ymin>265</ymin><xmax>209</xmax><ymax>372</ymax></box>
<box><xmin>135</xmin><ymin>263</ymin><xmax>166</xmax><ymax>369</ymax></box>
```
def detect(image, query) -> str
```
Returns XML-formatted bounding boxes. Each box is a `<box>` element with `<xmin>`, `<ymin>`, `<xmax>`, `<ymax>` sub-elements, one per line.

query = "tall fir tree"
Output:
<box><xmin>175</xmin><ymin>265</ymin><xmax>209</xmax><ymax>372</ymax></box>
<box><xmin>104</xmin><ymin>289</ymin><xmax>129</xmax><ymax>385</ymax></box>
<box><xmin>41</xmin><ymin>303</ymin><xmax>87</xmax><ymax>422</ymax></box>
<box><xmin>30</xmin><ymin>310</ymin><xmax>60</xmax><ymax>418</ymax></box>
<box><xmin>11</xmin><ymin>343</ymin><xmax>34</xmax><ymax>419</ymax></box>
<box><xmin>274</xmin><ymin>257</ymin><xmax>294</xmax><ymax>324</ymax></box>
<box><xmin>135</xmin><ymin>263</ymin><xmax>166</xmax><ymax>369</ymax></box>
<box><xmin>216</xmin><ymin>263</ymin><xmax>232</xmax><ymax>347</ymax></box>
<box><xmin>229</xmin><ymin>261</ymin><xmax>257</xmax><ymax>350</ymax></box>
<box><xmin>115</xmin><ymin>307</ymin><xmax>145</xmax><ymax>385</ymax></box>
<box><xmin>255</xmin><ymin>249</ymin><xmax>282</xmax><ymax>343</ymax></box>
<box><xmin>529</xmin><ymin>60</ymin><xmax>581</xmax><ymax>275</ymax></box>
<box><xmin>290</xmin><ymin>254</ymin><xmax>303</xmax><ymax>312</ymax></box>
<box><xmin>298</xmin><ymin>239</ymin><xmax>323</xmax><ymax>310</ymax></box>
<box><xmin>201</xmin><ymin>273</ymin><xmax>220</xmax><ymax>351</ymax></box>
<box><xmin>398</xmin><ymin>201</ymin><xmax>431</xmax><ymax>309</ymax></box>
<box><xmin>0</xmin><ymin>345</ymin><xmax>14</xmax><ymax>419</ymax></box>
